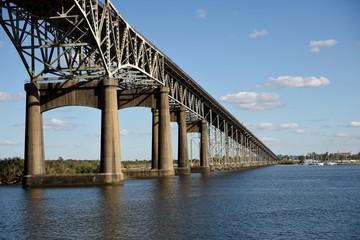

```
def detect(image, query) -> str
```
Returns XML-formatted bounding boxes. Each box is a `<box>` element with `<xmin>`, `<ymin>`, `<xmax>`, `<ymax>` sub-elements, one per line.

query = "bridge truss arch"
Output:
<box><xmin>0</xmin><ymin>0</ymin><xmax>278</xmax><ymax>167</ymax></box>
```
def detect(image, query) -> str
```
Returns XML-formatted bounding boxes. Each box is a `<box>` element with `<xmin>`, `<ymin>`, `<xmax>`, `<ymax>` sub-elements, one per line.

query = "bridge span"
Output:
<box><xmin>0</xmin><ymin>0</ymin><xmax>279</xmax><ymax>187</ymax></box>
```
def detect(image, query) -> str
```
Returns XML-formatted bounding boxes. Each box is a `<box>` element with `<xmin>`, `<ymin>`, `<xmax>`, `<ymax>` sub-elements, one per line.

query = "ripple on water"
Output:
<box><xmin>1</xmin><ymin>165</ymin><xmax>360</xmax><ymax>239</ymax></box>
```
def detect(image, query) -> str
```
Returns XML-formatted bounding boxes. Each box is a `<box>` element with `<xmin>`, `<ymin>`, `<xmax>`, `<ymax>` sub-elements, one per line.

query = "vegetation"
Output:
<box><xmin>0</xmin><ymin>157</ymin><xmax>100</xmax><ymax>184</ymax></box>
<box><xmin>0</xmin><ymin>157</ymin><xmax>154</xmax><ymax>184</ymax></box>
<box><xmin>278</xmin><ymin>152</ymin><xmax>360</xmax><ymax>161</ymax></box>
<box><xmin>45</xmin><ymin>157</ymin><xmax>99</xmax><ymax>174</ymax></box>
<box><xmin>0</xmin><ymin>157</ymin><xmax>24</xmax><ymax>184</ymax></box>
<box><xmin>277</xmin><ymin>159</ymin><xmax>301</xmax><ymax>165</ymax></box>
<box><xmin>2</xmin><ymin>152</ymin><xmax>360</xmax><ymax>184</ymax></box>
<box><xmin>122</xmin><ymin>160</ymin><xmax>151</xmax><ymax>169</ymax></box>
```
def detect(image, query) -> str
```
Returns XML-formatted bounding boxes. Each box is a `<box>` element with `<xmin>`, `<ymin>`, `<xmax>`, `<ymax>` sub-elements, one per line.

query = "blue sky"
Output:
<box><xmin>1</xmin><ymin>0</ymin><xmax>359</xmax><ymax>160</ymax></box>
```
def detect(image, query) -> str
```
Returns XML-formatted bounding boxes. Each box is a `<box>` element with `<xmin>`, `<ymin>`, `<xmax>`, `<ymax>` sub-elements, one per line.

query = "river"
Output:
<box><xmin>1</xmin><ymin>165</ymin><xmax>360</xmax><ymax>239</ymax></box>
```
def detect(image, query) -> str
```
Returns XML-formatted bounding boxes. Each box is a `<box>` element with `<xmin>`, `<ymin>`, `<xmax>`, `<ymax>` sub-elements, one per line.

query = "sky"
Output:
<box><xmin>0</xmin><ymin>0</ymin><xmax>360</xmax><ymax>160</ymax></box>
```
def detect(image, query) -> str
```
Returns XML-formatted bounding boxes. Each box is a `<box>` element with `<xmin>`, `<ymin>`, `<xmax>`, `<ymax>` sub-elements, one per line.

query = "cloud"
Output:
<box><xmin>256</xmin><ymin>122</ymin><xmax>300</xmax><ymax>131</ymax></box>
<box><xmin>120</xmin><ymin>129</ymin><xmax>129</xmax><ymax>136</ymax></box>
<box><xmin>44</xmin><ymin>118</ymin><xmax>76</xmax><ymax>131</ymax></box>
<box><xmin>220</xmin><ymin>91</ymin><xmax>282</xmax><ymax>110</ymax></box>
<box><xmin>0</xmin><ymin>92</ymin><xmax>24</xmax><ymax>102</ymax></box>
<box><xmin>196</xmin><ymin>9</ymin><xmax>208</xmax><ymax>19</ymax></box>
<box><xmin>326</xmin><ymin>132</ymin><xmax>360</xmax><ymax>146</ymax></box>
<box><xmin>356</xmin><ymin>42</ymin><xmax>360</xmax><ymax>47</ymax></box>
<box><xmin>280</xmin><ymin>123</ymin><xmax>299</xmax><ymax>129</ymax></box>
<box><xmin>260</xmin><ymin>76</ymin><xmax>330</xmax><ymax>88</ymax></box>
<box><xmin>309</xmin><ymin>39</ymin><xmax>337</xmax><ymax>53</ymax></box>
<box><xmin>261</xmin><ymin>137</ymin><xmax>280</xmax><ymax>142</ymax></box>
<box><xmin>249</xmin><ymin>29</ymin><xmax>268</xmax><ymax>39</ymax></box>
<box><xmin>0</xmin><ymin>40</ymin><xmax>3</xmax><ymax>48</ymax></box>
<box><xmin>259</xmin><ymin>123</ymin><xmax>277</xmax><ymax>130</ymax></box>
<box><xmin>0</xmin><ymin>140</ymin><xmax>17</xmax><ymax>145</ymax></box>
<box><xmin>348</xmin><ymin>121</ymin><xmax>360</xmax><ymax>127</ymax></box>
<box><xmin>296</xmin><ymin>129</ymin><xmax>306</xmax><ymax>134</ymax></box>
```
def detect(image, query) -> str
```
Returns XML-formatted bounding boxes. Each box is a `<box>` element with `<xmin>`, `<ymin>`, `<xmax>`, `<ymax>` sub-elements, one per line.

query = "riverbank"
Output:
<box><xmin>2</xmin><ymin>158</ymin><xmax>360</xmax><ymax>185</ymax></box>
<box><xmin>277</xmin><ymin>159</ymin><xmax>360</xmax><ymax>165</ymax></box>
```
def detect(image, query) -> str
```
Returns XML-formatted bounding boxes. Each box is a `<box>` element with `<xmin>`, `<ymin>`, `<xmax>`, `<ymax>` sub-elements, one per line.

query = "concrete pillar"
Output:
<box><xmin>151</xmin><ymin>108</ymin><xmax>159</xmax><ymax>169</ymax></box>
<box><xmin>24</xmin><ymin>83</ymin><xmax>44</xmax><ymax>175</ymax></box>
<box><xmin>100</xmin><ymin>79</ymin><xmax>123</xmax><ymax>181</ymax></box>
<box><xmin>158</xmin><ymin>87</ymin><xmax>174</xmax><ymax>175</ymax></box>
<box><xmin>200</xmin><ymin>119</ymin><xmax>210</xmax><ymax>172</ymax></box>
<box><xmin>177</xmin><ymin>105</ymin><xmax>190</xmax><ymax>174</ymax></box>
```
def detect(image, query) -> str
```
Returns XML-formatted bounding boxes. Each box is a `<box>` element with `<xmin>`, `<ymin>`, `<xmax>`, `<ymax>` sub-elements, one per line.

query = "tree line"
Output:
<box><xmin>0</xmin><ymin>157</ymin><xmax>153</xmax><ymax>184</ymax></box>
<box><xmin>0</xmin><ymin>157</ymin><xmax>99</xmax><ymax>184</ymax></box>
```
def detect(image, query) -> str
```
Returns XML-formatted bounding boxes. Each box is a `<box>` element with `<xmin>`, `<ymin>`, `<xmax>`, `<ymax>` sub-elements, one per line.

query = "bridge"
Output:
<box><xmin>0</xmin><ymin>0</ymin><xmax>279</xmax><ymax>187</ymax></box>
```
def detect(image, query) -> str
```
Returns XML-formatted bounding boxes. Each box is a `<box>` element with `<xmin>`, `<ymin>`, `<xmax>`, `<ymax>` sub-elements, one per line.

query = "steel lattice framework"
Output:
<box><xmin>0</xmin><ymin>0</ymin><xmax>279</xmax><ymax>162</ymax></box>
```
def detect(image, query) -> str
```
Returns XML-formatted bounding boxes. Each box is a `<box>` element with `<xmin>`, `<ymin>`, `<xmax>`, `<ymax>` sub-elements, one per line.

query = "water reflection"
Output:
<box><xmin>98</xmin><ymin>186</ymin><xmax>125</xmax><ymax>238</ymax></box>
<box><xmin>152</xmin><ymin>177</ymin><xmax>178</xmax><ymax>238</ymax></box>
<box><xmin>23</xmin><ymin>188</ymin><xmax>46</xmax><ymax>239</ymax></box>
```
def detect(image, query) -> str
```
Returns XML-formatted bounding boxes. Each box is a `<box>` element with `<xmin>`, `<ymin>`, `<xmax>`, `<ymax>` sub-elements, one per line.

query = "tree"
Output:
<box><xmin>0</xmin><ymin>157</ymin><xmax>24</xmax><ymax>184</ymax></box>
<box><xmin>298</xmin><ymin>155</ymin><xmax>305</xmax><ymax>164</ymax></box>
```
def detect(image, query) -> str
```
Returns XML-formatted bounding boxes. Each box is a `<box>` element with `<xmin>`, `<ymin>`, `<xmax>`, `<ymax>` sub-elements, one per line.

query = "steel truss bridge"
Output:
<box><xmin>0</xmin><ymin>0</ymin><xmax>278</xmax><ymax>186</ymax></box>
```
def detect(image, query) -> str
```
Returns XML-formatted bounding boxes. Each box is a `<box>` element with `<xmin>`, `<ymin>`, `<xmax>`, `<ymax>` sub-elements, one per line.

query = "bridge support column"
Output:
<box><xmin>200</xmin><ymin>119</ymin><xmax>210</xmax><ymax>173</ymax></box>
<box><xmin>100</xmin><ymin>78</ymin><xmax>123</xmax><ymax>183</ymax></box>
<box><xmin>177</xmin><ymin>105</ymin><xmax>190</xmax><ymax>175</ymax></box>
<box><xmin>151</xmin><ymin>108</ymin><xmax>159</xmax><ymax>169</ymax></box>
<box><xmin>24</xmin><ymin>83</ymin><xmax>45</xmax><ymax>177</ymax></box>
<box><xmin>157</xmin><ymin>87</ymin><xmax>175</xmax><ymax>176</ymax></box>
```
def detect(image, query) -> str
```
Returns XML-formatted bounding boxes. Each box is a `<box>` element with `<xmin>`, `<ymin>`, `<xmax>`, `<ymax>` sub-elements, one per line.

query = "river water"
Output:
<box><xmin>1</xmin><ymin>165</ymin><xmax>360</xmax><ymax>239</ymax></box>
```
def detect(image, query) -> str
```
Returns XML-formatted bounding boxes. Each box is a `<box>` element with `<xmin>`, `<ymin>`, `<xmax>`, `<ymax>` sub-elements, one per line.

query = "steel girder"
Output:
<box><xmin>0</xmin><ymin>0</ymin><xmax>279</xmax><ymax>162</ymax></box>
<box><xmin>0</xmin><ymin>0</ymin><xmax>164</xmax><ymax>87</ymax></box>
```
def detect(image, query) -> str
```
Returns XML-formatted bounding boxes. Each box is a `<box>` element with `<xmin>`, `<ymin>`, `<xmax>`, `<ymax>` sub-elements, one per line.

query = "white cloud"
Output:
<box><xmin>296</xmin><ymin>129</ymin><xmax>306</xmax><ymax>134</ymax></box>
<box><xmin>249</xmin><ymin>29</ymin><xmax>268</xmax><ymax>39</ymax></box>
<box><xmin>220</xmin><ymin>91</ymin><xmax>282</xmax><ymax>110</ymax></box>
<box><xmin>0</xmin><ymin>92</ymin><xmax>24</xmax><ymax>102</ymax></box>
<box><xmin>196</xmin><ymin>9</ymin><xmax>208</xmax><ymax>19</ymax></box>
<box><xmin>44</xmin><ymin>118</ymin><xmax>76</xmax><ymax>131</ymax></box>
<box><xmin>280</xmin><ymin>123</ymin><xmax>299</xmax><ymax>129</ymax></box>
<box><xmin>259</xmin><ymin>123</ymin><xmax>277</xmax><ymax>130</ymax></box>
<box><xmin>120</xmin><ymin>129</ymin><xmax>129</xmax><ymax>136</ymax></box>
<box><xmin>261</xmin><ymin>76</ymin><xmax>330</xmax><ymax>88</ymax></box>
<box><xmin>262</xmin><ymin>137</ymin><xmax>280</xmax><ymax>142</ymax></box>
<box><xmin>309</xmin><ymin>39</ymin><xmax>337</xmax><ymax>53</ymax></box>
<box><xmin>348</xmin><ymin>121</ymin><xmax>360</xmax><ymax>127</ymax></box>
<box><xmin>0</xmin><ymin>140</ymin><xmax>17</xmax><ymax>145</ymax></box>
<box><xmin>326</xmin><ymin>133</ymin><xmax>360</xmax><ymax>147</ymax></box>
<box><xmin>256</xmin><ymin>122</ymin><xmax>300</xmax><ymax>131</ymax></box>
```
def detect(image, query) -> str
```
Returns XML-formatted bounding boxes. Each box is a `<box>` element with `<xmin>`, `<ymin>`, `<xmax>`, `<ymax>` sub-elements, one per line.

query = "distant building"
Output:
<box><xmin>337</xmin><ymin>151</ymin><xmax>352</xmax><ymax>157</ymax></box>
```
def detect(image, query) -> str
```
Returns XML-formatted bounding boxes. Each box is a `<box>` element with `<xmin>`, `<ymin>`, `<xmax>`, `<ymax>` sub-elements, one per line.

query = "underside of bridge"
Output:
<box><xmin>0</xmin><ymin>0</ymin><xmax>279</xmax><ymax>187</ymax></box>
